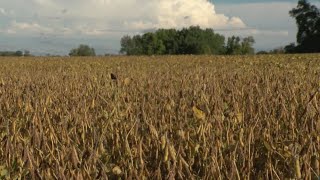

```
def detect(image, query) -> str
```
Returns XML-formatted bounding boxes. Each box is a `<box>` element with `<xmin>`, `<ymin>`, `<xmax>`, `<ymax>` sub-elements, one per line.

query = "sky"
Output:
<box><xmin>0</xmin><ymin>0</ymin><xmax>319</xmax><ymax>55</ymax></box>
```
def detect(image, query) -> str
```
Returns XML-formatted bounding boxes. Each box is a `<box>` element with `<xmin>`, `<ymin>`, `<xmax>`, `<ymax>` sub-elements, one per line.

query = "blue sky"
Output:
<box><xmin>0</xmin><ymin>0</ymin><xmax>319</xmax><ymax>55</ymax></box>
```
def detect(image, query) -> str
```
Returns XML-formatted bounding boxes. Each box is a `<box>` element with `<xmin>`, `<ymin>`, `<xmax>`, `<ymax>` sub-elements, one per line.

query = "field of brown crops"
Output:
<box><xmin>0</xmin><ymin>55</ymin><xmax>320</xmax><ymax>179</ymax></box>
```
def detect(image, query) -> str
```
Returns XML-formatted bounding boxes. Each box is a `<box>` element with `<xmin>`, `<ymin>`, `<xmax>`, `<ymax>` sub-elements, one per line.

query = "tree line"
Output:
<box><xmin>120</xmin><ymin>26</ymin><xmax>255</xmax><ymax>55</ymax></box>
<box><xmin>0</xmin><ymin>50</ymin><xmax>31</xmax><ymax>57</ymax></box>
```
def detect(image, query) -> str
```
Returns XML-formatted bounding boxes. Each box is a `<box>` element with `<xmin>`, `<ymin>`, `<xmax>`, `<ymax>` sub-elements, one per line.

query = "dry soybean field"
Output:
<box><xmin>0</xmin><ymin>55</ymin><xmax>320</xmax><ymax>179</ymax></box>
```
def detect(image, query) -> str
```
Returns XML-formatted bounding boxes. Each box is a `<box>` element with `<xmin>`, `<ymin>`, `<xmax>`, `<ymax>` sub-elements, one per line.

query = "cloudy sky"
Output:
<box><xmin>0</xmin><ymin>0</ymin><xmax>319</xmax><ymax>55</ymax></box>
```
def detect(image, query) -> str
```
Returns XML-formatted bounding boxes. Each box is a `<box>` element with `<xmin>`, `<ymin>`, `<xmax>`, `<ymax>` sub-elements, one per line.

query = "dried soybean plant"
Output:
<box><xmin>0</xmin><ymin>55</ymin><xmax>319</xmax><ymax>179</ymax></box>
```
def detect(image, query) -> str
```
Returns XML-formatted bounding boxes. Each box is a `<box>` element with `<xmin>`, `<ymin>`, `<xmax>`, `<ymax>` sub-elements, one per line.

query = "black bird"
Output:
<box><xmin>110</xmin><ymin>73</ymin><xmax>117</xmax><ymax>80</ymax></box>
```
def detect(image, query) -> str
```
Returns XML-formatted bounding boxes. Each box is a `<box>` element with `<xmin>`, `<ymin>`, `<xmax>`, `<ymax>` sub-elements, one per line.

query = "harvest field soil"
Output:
<box><xmin>0</xmin><ymin>55</ymin><xmax>320</xmax><ymax>179</ymax></box>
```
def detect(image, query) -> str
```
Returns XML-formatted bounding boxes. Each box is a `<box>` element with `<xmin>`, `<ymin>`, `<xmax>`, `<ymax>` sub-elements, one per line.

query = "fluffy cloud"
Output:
<box><xmin>0</xmin><ymin>0</ymin><xmax>246</xmax><ymax>36</ymax></box>
<box><xmin>122</xmin><ymin>0</ymin><xmax>245</xmax><ymax>29</ymax></box>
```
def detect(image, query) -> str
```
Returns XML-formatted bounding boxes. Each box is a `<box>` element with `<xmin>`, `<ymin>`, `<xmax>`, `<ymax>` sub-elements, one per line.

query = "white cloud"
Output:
<box><xmin>12</xmin><ymin>21</ymin><xmax>50</xmax><ymax>32</ymax></box>
<box><xmin>5</xmin><ymin>21</ymin><xmax>53</xmax><ymax>34</ymax></box>
<box><xmin>0</xmin><ymin>0</ymin><xmax>246</xmax><ymax>36</ymax></box>
<box><xmin>122</xmin><ymin>0</ymin><xmax>246</xmax><ymax>30</ymax></box>
<box><xmin>0</xmin><ymin>8</ymin><xmax>14</xmax><ymax>16</ymax></box>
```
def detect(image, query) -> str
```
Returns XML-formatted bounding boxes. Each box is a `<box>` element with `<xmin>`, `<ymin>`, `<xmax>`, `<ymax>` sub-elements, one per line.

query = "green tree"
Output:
<box><xmin>226</xmin><ymin>36</ymin><xmax>242</xmax><ymax>55</ymax></box>
<box><xmin>0</xmin><ymin>50</ymin><xmax>32</xmax><ymax>56</ymax></box>
<box><xmin>131</xmin><ymin>35</ymin><xmax>144</xmax><ymax>55</ymax></box>
<box><xmin>203</xmin><ymin>28</ymin><xmax>226</xmax><ymax>54</ymax></box>
<box><xmin>155</xmin><ymin>29</ymin><xmax>178</xmax><ymax>54</ymax></box>
<box><xmin>120</xmin><ymin>35</ymin><xmax>133</xmax><ymax>55</ymax></box>
<box><xmin>119</xmin><ymin>26</ymin><xmax>226</xmax><ymax>55</ymax></box>
<box><xmin>141</xmin><ymin>33</ymin><xmax>165</xmax><ymax>55</ymax></box>
<box><xmin>226</xmin><ymin>36</ymin><xmax>255</xmax><ymax>55</ymax></box>
<box><xmin>241</xmin><ymin>36</ymin><xmax>255</xmax><ymax>54</ymax></box>
<box><xmin>177</xmin><ymin>26</ymin><xmax>203</xmax><ymax>54</ymax></box>
<box><xmin>176</xmin><ymin>26</ymin><xmax>225</xmax><ymax>55</ymax></box>
<box><xmin>288</xmin><ymin>0</ymin><xmax>320</xmax><ymax>53</ymax></box>
<box><xmin>69</xmin><ymin>44</ymin><xmax>96</xmax><ymax>56</ymax></box>
<box><xmin>15</xmin><ymin>51</ymin><xmax>23</xmax><ymax>56</ymax></box>
<box><xmin>120</xmin><ymin>35</ymin><xmax>144</xmax><ymax>55</ymax></box>
<box><xmin>284</xmin><ymin>43</ymin><xmax>296</xmax><ymax>54</ymax></box>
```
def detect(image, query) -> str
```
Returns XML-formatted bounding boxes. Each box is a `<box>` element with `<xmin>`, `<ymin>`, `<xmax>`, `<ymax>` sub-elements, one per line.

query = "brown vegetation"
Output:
<box><xmin>0</xmin><ymin>55</ymin><xmax>319</xmax><ymax>179</ymax></box>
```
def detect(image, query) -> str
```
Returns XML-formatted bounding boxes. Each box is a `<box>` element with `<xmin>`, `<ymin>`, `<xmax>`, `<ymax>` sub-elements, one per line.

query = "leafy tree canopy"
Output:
<box><xmin>286</xmin><ymin>0</ymin><xmax>320</xmax><ymax>53</ymax></box>
<box><xmin>69</xmin><ymin>44</ymin><xmax>96</xmax><ymax>56</ymax></box>
<box><xmin>120</xmin><ymin>26</ymin><xmax>255</xmax><ymax>56</ymax></box>
<box><xmin>120</xmin><ymin>26</ymin><xmax>255</xmax><ymax>55</ymax></box>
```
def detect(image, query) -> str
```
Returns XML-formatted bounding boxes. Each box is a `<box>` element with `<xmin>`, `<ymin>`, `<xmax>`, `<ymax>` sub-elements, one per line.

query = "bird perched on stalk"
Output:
<box><xmin>110</xmin><ymin>73</ymin><xmax>117</xmax><ymax>80</ymax></box>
